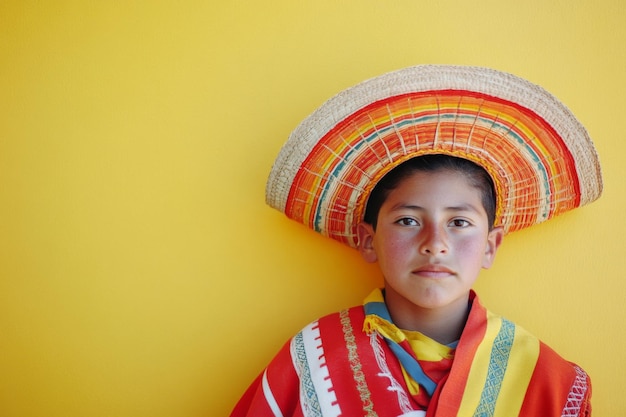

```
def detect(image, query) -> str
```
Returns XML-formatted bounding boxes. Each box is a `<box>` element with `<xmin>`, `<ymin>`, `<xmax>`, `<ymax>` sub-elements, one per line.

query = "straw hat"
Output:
<box><xmin>265</xmin><ymin>65</ymin><xmax>603</xmax><ymax>249</ymax></box>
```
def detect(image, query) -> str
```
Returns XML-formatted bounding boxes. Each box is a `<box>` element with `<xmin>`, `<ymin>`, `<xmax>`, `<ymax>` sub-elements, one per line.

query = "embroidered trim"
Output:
<box><xmin>473</xmin><ymin>318</ymin><xmax>516</xmax><ymax>417</ymax></box>
<box><xmin>292</xmin><ymin>332</ymin><xmax>323</xmax><ymax>417</ymax></box>
<box><xmin>293</xmin><ymin>322</ymin><xmax>342</xmax><ymax>417</ymax></box>
<box><xmin>340</xmin><ymin>309</ymin><xmax>378</xmax><ymax>417</ymax></box>
<box><xmin>561</xmin><ymin>366</ymin><xmax>589</xmax><ymax>417</ymax></box>
<box><xmin>369</xmin><ymin>331</ymin><xmax>415</xmax><ymax>414</ymax></box>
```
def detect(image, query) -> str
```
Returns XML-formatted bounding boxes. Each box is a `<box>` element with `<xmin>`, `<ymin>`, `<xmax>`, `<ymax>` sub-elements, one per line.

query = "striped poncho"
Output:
<box><xmin>231</xmin><ymin>291</ymin><xmax>591</xmax><ymax>417</ymax></box>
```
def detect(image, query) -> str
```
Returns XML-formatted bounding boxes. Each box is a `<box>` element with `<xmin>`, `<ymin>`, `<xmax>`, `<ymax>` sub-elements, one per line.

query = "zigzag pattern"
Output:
<box><xmin>473</xmin><ymin>319</ymin><xmax>516</xmax><ymax>417</ymax></box>
<box><xmin>292</xmin><ymin>332</ymin><xmax>322</xmax><ymax>417</ymax></box>
<box><xmin>561</xmin><ymin>366</ymin><xmax>589</xmax><ymax>417</ymax></box>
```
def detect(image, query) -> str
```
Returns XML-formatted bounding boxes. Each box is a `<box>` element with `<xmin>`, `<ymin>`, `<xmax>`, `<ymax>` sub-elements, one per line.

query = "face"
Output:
<box><xmin>357</xmin><ymin>169</ymin><xmax>503</xmax><ymax>320</ymax></box>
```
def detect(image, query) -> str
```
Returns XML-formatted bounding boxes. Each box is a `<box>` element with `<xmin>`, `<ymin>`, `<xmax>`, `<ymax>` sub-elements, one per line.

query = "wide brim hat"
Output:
<box><xmin>266</xmin><ymin>65</ymin><xmax>603</xmax><ymax>249</ymax></box>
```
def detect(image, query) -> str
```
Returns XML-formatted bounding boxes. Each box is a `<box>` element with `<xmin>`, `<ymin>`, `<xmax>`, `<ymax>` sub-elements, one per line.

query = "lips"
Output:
<box><xmin>412</xmin><ymin>264</ymin><xmax>454</xmax><ymax>278</ymax></box>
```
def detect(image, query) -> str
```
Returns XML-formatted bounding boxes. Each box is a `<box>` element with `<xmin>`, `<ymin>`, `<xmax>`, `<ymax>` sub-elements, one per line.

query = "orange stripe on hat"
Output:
<box><xmin>267</xmin><ymin>66</ymin><xmax>602</xmax><ymax>248</ymax></box>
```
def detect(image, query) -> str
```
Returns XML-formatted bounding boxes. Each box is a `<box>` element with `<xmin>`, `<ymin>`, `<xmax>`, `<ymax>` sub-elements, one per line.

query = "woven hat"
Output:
<box><xmin>266</xmin><ymin>65</ymin><xmax>603</xmax><ymax>249</ymax></box>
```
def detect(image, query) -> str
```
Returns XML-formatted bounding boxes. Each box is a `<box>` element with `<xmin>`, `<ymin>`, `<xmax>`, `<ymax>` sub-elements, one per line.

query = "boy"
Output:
<box><xmin>231</xmin><ymin>65</ymin><xmax>602</xmax><ymax>416</ymax></box>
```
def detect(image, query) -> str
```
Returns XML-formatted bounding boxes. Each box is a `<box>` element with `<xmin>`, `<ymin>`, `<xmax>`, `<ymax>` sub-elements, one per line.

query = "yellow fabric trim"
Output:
<box><xmin>401</xmin><ymin>367</ymin><xmax>421</xmax><ymax>396</ymax></box>
<box><xmin>363</xmin><ymin>289</ymin><xmax>454</xmax><ymax>397</ymax></box>
<box><xmin>491</xmin><ymin>325</ymin><xmax>539</xmax><ymax>417</ymax></box>
<box><xmin>457</xmin><ymin>311</ymin><xmax>502</xmax><ymax>414</ymax></box>
<box><xmin>365</xmin><ymin>315</ymin><xmax>453</xmax><ymax>362</ymax></box>
<box><xmin>457</xmin><ymin>311</ymin><xmax>540</xmax><ymax>417</ymax></box>
<box><xmin>404</xmin><ymin>328</ymin><xmax>455</xmax><ymax>362</ymax></box>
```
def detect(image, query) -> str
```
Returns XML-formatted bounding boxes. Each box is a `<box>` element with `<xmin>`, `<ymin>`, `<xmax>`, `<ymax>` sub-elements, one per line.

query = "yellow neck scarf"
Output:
<box><xmin>363</xmin><ymin>289</ymin><xmax>455</xmax><ymax>397</ymax></box>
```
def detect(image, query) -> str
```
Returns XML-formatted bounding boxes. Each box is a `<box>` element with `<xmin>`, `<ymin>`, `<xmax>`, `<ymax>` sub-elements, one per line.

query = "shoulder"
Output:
<box><xmin>471</xmin><ymin>294</ymin><xmax>586</xmax><ymax>373</ymax></box>
<box><xmin>521</xmin><ymin>340</ymin><xmax>592</xmax><ymax>416</ymax></box>
<box><xmin>467</xmin><ymin>294</ymin><xmax>592</xmax><ymax>415</ymax></box>
<box><xmin>262</xmin><ymin>305</ymin><xmax>364</xmax><ymax>368</ymax></box>
<box><xmin>284</xmin><ymin>304</ymin><xmax>371</xmax><ymax>375</ymax></box>
<box><xmin>292</xmin><ymin>305</ymin><xmax>366</xmax><ymax>344</ymax></box>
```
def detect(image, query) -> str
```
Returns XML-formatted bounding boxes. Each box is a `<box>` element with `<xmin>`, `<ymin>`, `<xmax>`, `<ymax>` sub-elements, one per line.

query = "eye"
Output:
<box><xmin>449</xmin><ymin>218</ymin><xmax>471</xmax><ymax>228</ymax></box>
<box><xmin>396</xmin><ymin>217</ymin><xmax>419</xmax><ymax>226</ymax></box>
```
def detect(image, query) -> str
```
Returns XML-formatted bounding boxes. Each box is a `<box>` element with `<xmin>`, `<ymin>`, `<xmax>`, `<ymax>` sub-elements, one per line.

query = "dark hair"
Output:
<box><xmin>363</xmin><ymin>154</ymin><xmax>497</xmax><ymax>230</ymax></box>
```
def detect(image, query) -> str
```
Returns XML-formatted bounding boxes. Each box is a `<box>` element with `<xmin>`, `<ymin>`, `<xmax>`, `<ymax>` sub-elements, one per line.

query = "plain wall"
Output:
<box><xmin>1</xmin><ymin>1</ymin><xmax>624</xmax><ymax>416</ymax></box>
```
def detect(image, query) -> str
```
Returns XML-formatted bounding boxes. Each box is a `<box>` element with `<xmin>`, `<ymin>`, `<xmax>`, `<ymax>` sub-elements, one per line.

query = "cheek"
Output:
<box><xmin>455</xmin><ymin>235</ymin><xmax>488</xmax><ymax>264</ymax></box>
<box><xmin>375</xmin><ymin>233</ymin><xmax>413</xmax><ymax>263</ymax></box>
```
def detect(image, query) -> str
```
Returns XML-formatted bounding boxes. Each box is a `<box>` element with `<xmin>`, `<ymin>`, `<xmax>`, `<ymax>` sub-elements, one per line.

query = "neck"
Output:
<box><xmin>383</xmin><ymin>289</ymin><xmax>471</xmax><ymax>345</ymax></box>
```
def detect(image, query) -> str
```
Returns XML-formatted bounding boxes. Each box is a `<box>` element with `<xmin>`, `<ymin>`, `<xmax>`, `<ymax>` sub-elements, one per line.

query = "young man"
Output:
<box><xmin>231</xmin><ymin>65</ymin><xmax>602</xmax><ymax>416</ymax></box>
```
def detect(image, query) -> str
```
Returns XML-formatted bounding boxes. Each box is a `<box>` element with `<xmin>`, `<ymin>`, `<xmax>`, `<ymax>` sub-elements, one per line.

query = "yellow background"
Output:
<box><xmin>1</xmin><ymin>1</ymin><xmax>624</xmax><ymax>416</ymax></box>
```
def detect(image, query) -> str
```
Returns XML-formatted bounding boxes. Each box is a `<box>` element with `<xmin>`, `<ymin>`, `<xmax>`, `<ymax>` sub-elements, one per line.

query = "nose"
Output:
<box><xmin>419</xmin><ymin>224</ymin><xmax>448</xmax><ymax>255</ymax></box>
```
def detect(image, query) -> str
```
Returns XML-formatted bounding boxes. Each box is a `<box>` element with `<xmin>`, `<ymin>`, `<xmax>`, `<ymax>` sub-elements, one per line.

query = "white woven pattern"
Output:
<box><xmin>369</xmin><ymin>332</ymin><xmax>415</xmax><ymax>414</ymax></box>
<box><xmin>561</xmin><ymin>366</ymin><xmax>589</xmax><ymax>417</ymax></box>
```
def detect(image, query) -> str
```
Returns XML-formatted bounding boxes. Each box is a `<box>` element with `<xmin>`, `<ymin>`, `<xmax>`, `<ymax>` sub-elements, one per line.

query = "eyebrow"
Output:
<box><xmin>389</xmin><ymin>203</ymin><xmax>482</xmax><ymax>213</ymax></box>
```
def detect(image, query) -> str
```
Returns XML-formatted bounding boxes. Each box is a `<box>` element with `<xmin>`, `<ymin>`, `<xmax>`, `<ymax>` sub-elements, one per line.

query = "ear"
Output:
<box><xmin>482</xmin><ymin>226</ymin><xmax>504</xmax><ymax>269</ymax></box>
<box><xmin>356</xmin><ymin>222</ymin><xmax>378</xmax><ymax>263</ymax></box>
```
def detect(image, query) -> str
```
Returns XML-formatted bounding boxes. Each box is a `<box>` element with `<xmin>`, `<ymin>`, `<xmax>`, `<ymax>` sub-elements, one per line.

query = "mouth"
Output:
<box><xmin>412</xmin><ymin>265</ymin><xmax>454</xmax><ymax>278</ymax></box>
